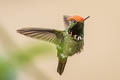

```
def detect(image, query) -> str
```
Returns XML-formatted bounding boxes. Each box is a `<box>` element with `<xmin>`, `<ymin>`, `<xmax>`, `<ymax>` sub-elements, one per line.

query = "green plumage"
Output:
<box><xmin>17</xmin><ymin>15</ymin><xmax>86</xmax><ymax>75</ymax></box>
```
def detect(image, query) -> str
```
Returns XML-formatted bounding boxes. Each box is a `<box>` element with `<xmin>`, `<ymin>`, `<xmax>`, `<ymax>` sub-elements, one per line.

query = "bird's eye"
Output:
<box><xmin>72</xmin><ymin>20</ymin><xmax>77</xmax><ymax>23</ymax></box>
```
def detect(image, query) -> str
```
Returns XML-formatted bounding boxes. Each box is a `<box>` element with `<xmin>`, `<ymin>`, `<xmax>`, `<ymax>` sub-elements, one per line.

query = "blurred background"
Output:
<box><xmin>0</xmin><ymin>0</ymin><xmax>120</xmax><ymax>80</ymax></box>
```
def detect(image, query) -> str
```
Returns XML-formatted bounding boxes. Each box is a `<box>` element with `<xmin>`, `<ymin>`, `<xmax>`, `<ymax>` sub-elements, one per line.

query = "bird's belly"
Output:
<box><xmin>63</xmin><ymin>38</ymin><xmax>83</xmax><ymax>56</ymax></box>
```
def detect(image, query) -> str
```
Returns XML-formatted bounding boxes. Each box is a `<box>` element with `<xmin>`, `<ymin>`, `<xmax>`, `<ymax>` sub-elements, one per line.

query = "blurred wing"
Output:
<box><xmin>17</xmin><ymin>27</ymin><xmax>64</xmax><ymax>44</ymax></box>
<box><xmin>63</xmin><ymin>15</ymin><xmax>70</xmax><ymax>28</ymax></box>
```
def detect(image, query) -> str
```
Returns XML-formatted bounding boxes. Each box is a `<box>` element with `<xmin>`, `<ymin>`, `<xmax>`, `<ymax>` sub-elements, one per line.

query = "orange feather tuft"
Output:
<box><xmin>67</xmin><ymin>16</ymin><xmax>84</xmax><ymax>22</ymax></box>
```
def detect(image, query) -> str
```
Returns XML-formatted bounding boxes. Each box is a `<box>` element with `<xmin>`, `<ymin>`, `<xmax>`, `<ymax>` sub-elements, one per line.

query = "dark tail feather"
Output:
<box><xmin>57</xmin><ymin>58</ymin><xmax>67</xmax><ymax>75</ymax></box>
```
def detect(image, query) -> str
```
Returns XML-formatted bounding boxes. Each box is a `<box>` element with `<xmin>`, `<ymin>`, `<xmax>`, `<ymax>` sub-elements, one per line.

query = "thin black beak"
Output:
<box><xmin>84</xmin><ymin>16</ymin><xmax>90</xmax><ymax>21</ymax></box>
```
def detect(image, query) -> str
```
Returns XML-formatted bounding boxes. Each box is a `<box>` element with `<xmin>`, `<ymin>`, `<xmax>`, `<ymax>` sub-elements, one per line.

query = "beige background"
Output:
<box><xmin>0</xmin><ymin>0</ymin><xmax>120</xmax><ymax>80</ymax></box>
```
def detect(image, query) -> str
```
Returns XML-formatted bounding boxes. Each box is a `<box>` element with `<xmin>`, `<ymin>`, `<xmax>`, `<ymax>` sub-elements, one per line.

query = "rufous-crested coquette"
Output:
<box><xmin>17</xmin><ymin>15</ymin><xmax>90</xmax><ymax>75</ymax></box>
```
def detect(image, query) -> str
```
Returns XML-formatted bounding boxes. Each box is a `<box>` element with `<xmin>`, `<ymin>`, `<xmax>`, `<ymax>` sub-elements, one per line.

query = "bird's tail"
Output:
<box><xmin>57</xmin><ymin>58</ymin><xmax>67</xmax><ymax>75</ymax></box>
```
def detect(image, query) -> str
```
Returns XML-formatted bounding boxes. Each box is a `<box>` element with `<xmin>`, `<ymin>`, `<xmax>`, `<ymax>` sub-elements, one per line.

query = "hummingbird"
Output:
<box><xmin>17</xmin><ymin>15</ymin><xmax>90</xmax><ymax>75</ymax></box>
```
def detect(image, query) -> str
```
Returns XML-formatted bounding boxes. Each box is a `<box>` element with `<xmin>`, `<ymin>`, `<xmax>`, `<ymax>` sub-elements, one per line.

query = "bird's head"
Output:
<box><xmin>67</xmin><ymin>16</ymin><xmax>90</xmax><ymax>35</ymax></box>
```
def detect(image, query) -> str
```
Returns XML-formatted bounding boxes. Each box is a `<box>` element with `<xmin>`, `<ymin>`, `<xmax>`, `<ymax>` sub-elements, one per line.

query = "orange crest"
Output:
<box><xmin>67</xmin><ymin>16</ymin><xmax>84</xmax><ymax>22</ymax></box>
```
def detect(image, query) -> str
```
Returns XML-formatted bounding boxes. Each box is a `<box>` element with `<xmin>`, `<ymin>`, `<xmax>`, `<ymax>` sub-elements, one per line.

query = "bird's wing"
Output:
<box><xmin>63</xmin><ymin>15</ymin><xmax>70</xmax><ymax>28</ymax></box>
<box><xmin>17</xmin><ymin>27</ymin><xmax>64</xmax><ymax>44</ymax></box>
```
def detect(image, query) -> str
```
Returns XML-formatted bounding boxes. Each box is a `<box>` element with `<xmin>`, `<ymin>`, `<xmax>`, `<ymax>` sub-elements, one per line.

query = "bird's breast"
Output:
<box><xmin>61</xmin><ymin>35</ymin><xmax>84</xmax><ymax>56</ymax></box>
